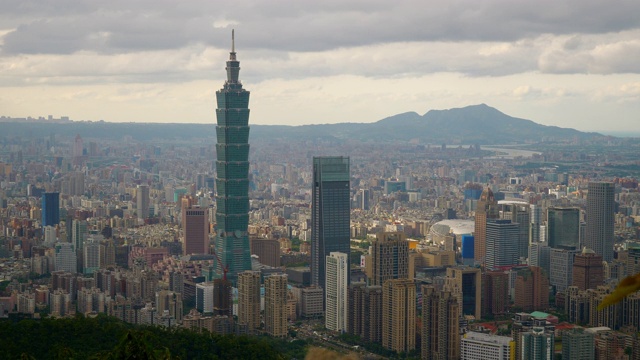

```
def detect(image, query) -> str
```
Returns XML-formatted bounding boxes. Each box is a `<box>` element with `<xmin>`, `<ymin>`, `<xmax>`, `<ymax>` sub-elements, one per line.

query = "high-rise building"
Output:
<box><xmin>561</xmin><ymin>328</ymin><xmax>595</xmax><ymax>360</ymax></box>
<box><xmin>514</xmin><ymin>266</ymin><xmax>549</xmax><ymax>312</ymax></box>
<box><xmin>485</xmin><ymin>219</ymin><xmax>520</xmax><ymax>269</ymax></box>
<box><xmin>72</xmin><ymin>219</ymin><xmax>88</xmax><ymax>251</ymax></box>
<box><xmin>41</xmin><ymin>192</ymin><xmax>60</xmax><ymax>227</ymax></box>
<box><xmin>325</xmin><ymin>252</ymin><xmax>348</xmax><ymax>332</ymax></box>
<box><xmin>237</xmin><ymin>271</ymin><xmax>261</xmax><ymax>333</ymax></box>
<box><xmin>348</xmin><ymin>283</ymin><xmax>383</xmax><ymax>343</ymax></box>
<box><xmin>528</xmin><ymin>242</ymin><xmax>551</xmax><ymax>276</ymax></box>
<box><xmin>572</xmin><ymin>248</ymin><xmax>603</xmax><ymax>291</ymax></box>
<box><xmin>250</xmin><ymin>237</ymin><xmax>281</xmax><ymax>268</ymax></box>
<box><xmin>382</xmin><ymin>279</ymin><xmax>416</xmax><ymax>353</ymax></box>
<box><xmin>54</xmin><ymin>242</ymin><xmax>77</xmax><ymax>273</ymax></box>
<box><xmin>445</xmin><ymin>267</ymin><xmax>482</xmax><ymax>319</ymax></box>
<box><xmin>482</xmin><ymin>271</ymin><xmax>509</xmax><ymax>318</ymax></box>
<box><xmin>422</xmin><ymin>285</ymin><xmax>460</xmax><ymax>360</ymax></box>
<box><xmin>169</xmin><ymin>272</ymin><xmax>184</xmax><ymax>295</ymax></box>
<box><xmin>474</xmin><ymin>187</ymin><xmax>499</xmax><ymax>265</ymax></box>
<box><xmin>214</xmin><ymin>31</ymin><xmax>252</xmax><ymax>281</ymax></box>
<box><xmin>83</xmin><ymin>241</ymin><xmax>104</xmax><ymax>275</ymax></box>
<box><xmin>264</xmin><ymin>274</ymin><xmax>288</xmax><ymax>337</ymax></box>
<box><xmin>196</xmin><ymin>282</ymin><xmax>214</xmax><ymax>314</ymax></box>
<box><xmin>585</xmin><ymin>182</ymin><xmax>615</xmax><ymax>262</ymax></box>
<box><xmin>520</xmin><ymin>327</ymin><xmax>554</xmax><ymax>360</ymax></box>
<box><xmin>549</xmin><ymin>247</ymin><xmax>580</xmax><ymax>294</ymax></box>
<box><xmin>461</xmin><ymin>332</ymin><xmax>511</xmax><ymax>360</ymax></box>
<box><xmin>547</xmin><ymin>207</ymin><xmax>580</xmax><ymax>249</ymax></box>
<box><xmin>530</xmin><ymin>204</ymin><xmax>542</xmax><ymax>244</ymax></box>
<box><xmin>499</xmin><ymin>202</ymin><xmax>530</xmax><ymax>259</ymax></box>
<box><xmin>183</xmin><ymin>206</ymin><xmax>209</xmax><ymax>255</ymax></box>
<box><xmin>137</xmin><ymin>184</ymin><xmax>150</xmax><ymax>220</ymax></box>
<box><xmin>73</xmin><ymin>134</ymin><xmax>83</xmax><ymax>165</ymax></box>
<box><xmin>311</xmin><ymin>156</ymin><xmax>350</xmax><ymax>291</ymax></box>
<box><xmin>369</xmin><ymin>232</ymin><xmax>409</xmax><ymax>286</ymax></box>
<box><xmin>213</xmin><ymin>278</ymin><xmax>232</xmax><ymax>317</ymax></box>
<box><xmin>156</xmin><ymin>290</ymin><xmax>183</xmax><ymax>324</ymax></box>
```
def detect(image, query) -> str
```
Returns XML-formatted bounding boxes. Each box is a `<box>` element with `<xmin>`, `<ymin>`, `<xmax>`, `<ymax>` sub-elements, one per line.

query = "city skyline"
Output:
<box><xmin>1</xmin><ymin>1</ymin><xmax>640</xmax><ymax>133</ymax></box>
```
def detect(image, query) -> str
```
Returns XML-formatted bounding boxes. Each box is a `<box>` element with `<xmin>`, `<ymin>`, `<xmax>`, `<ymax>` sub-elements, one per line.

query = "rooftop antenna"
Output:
<box><xmin>232</xmin><ymin>29</ymin><xmax>235</xmax><ymax>53</ymax></box>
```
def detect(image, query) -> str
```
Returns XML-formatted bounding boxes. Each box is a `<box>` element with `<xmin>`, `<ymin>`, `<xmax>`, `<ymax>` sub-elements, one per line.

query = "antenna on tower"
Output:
<box><xmin>232</xmin><ymin>29</ymin><xmax>235</xmax><ymax>53</ymax></box>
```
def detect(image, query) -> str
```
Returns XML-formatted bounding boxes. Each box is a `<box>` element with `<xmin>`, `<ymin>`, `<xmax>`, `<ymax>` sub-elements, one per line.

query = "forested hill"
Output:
<box><xmin>0</xmin><ymin>315</ymin><xmax>306</xmax><ymax>359</ymax></box>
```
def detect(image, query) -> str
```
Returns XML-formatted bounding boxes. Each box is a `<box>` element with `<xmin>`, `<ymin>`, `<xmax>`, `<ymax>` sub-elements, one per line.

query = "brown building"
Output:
<box><xmin>572</xmin><ymin>248</ymin><xmax>604</xmax><ymax>291</ymax></box>
<box><xmin>382</xmin><ymin>279</ymin><xmax>415</xmax><ymax>353</ymax></box>
<box><xmin>348</xmin><ymin>282</ymin><xmax>383</xmax><ymax>343</ymax></box>
<box><xmin>264</xmin><ymin>274</ymin><xmax>288</xmax><ymax>337</ymax></box>
<box><xmin>183</xmin><ymin>206</ymin><xmax>209</xmax><ymax>255</ymax></box>
<box><xmin>250</xmin><ymin>237</ymin><xmax>281</xmax><ymax>267</ymax></box>
<box><xmin>422</xmin><ymin>285</ymin><xmax>460</xmax><ymax>360</ymax></box>
<box><xmin>213</xmin><ymin>278</ymin><xmax>232</xmax><ymax>316</ymax></box>
<box><xmin>514</xmin><ymin>266</ymin><xmax>549</xmax><ymax>312</ymax></box>
<box><xmin>482</xmin><ymin>271</ymin><xmax>509</xmax><ymax>318</ymax></box>
<box><xmin>370</xmin><ymin>232</ymin><xmax>409</xmax><ymax>286</ymax></box>
<box><xmin>444</xmin><ymin>266</ymin><xmax>482</xmax><ymax>320</ymax></box>
<box><xmin>473</xmin><ymin>187</ymin><xmax>499</xmax><ymax>265</ymax></box>
<box><xmin>237</xmin><ymin>271</ymin><xmax>261</xmax><ymax>333</ymax></box>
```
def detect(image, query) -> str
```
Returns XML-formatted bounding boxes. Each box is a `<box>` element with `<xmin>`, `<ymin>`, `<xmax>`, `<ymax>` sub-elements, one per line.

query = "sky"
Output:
<box><xmin>1</xmin><ymin>1</ymin><xmax>639</xmax><ymax>134</ymax></box>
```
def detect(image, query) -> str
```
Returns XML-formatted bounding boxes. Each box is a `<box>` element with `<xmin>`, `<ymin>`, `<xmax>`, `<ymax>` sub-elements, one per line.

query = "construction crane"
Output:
<box><xmin>211</xmin><ymin>249</ymin><xmax>230</xmax><ymax>281</ymax></box>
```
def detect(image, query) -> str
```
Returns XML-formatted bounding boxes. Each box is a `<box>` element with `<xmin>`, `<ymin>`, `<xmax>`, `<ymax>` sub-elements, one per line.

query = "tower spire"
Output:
<box><xmin>232</xmin><ymin>29</ymin><xmax>235</xmax><ymax>53</ymax></box>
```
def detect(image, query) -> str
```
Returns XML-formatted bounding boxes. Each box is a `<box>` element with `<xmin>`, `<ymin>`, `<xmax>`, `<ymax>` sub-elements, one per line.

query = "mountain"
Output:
<box><xmin>0</xmin><ymin>104</ymin><xmax>602</xmax><ymax>144</ymax></box>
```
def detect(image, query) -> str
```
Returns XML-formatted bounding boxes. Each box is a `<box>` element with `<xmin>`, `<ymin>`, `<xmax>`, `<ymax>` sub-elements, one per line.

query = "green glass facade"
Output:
<box><xmin>214</xmin><ymin>35</ymin><xmax>252</xmax><ymax>281</ymax></box>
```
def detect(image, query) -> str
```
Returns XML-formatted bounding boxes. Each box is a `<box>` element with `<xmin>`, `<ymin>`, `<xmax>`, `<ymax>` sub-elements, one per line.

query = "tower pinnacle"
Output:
<box><xmin>232</xmin><ymin>29</ymin><xmax>235</xmax><ymax>53</ymax></box>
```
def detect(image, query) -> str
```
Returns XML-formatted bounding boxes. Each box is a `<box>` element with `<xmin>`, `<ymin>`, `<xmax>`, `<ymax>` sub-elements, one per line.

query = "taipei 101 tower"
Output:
<box><xmin>214</xmin><ymin>30</ymin><xmax>252</xmax><ymax>281</ymax></box>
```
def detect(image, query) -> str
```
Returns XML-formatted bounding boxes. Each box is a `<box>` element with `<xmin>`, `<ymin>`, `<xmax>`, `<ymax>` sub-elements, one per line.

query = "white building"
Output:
<box><xmin>83</xmin><ymin>241</ymin><xmax>104</xmax><ymax>275</ymax></box>
<box><xmin>461</xmin><ymin>332</ymin><xmax>512</xmax><ymax>360</ymax></box>
<box><xmin>54</xmin><ymin>242</ymin><xmax>77</xmax><ymax>274</ymax></box>
<box><xmin>196</xmin><ymin>282</ymin><xmax>214</xmax><ymax>314</ymax></box>
<box><xmin>325</xmin><ymin>252</ymin><xmax>348</xmax><ymax>332</ymax></box>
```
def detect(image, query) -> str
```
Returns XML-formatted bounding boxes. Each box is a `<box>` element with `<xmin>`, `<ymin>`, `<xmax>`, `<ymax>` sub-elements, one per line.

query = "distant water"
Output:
<box><xmin>596</xmin><ymin>131</ymin><xmax>640</xmax><ymax>138</ymax></box>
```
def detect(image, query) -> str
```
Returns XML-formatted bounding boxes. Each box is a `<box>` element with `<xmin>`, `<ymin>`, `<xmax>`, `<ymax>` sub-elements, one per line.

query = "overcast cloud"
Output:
<box><xmin>0</xmin><ymin>0</ymin><xmax>639</xmax><ymax>132</ymax></box>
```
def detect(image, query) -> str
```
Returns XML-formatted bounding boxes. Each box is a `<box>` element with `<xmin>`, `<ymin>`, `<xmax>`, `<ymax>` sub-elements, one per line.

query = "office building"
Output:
<box><xmin>156</xmin><ymin>290</ymin><xmax>183</xmax><ymax>324</ymax></box>
<box><xmin>183</xmin><ymin>206</ymin><xmax>209</xmax><ymax>255</ymax></box>
<box><xmin>264</xmin><ymin>274</ymin><xmax>288</xmax><ymax>337</ymax></box>
<box><xmin>311</xmin><ymin>156</ymin><xmax>350</xmax><ymax>291</ymax></box>
<box><xmin>213</xmin><ymin>278</ymin><xmax>232</xmax><ymax>317</ymax></box>
<box><xmin>137</xmin><ymin>184</ymin><xmax>150</xmax><ymax>220</ymax></box>
<box><xmin>549</xmin><ymin>247</ymin><xmax>580</xmax><ymax>294</ymax></box>
<box><xmin>214</xmin><ymin>31</ymin><xmax>252</xmax><ymax>280</ymax></box>
<box><xmin>72</xmin><ymin>219</ymin><xmax>88</xmax><ymax>251</ymax></box>
<box><xmin>561</xmin><ymin>328</ymin><xmax>594</xmax><ymax>360</ymax></box>
<box><xmin>485</xmin><ymin>219</ymin><xmax>519</xmax><ymax>269</ymax></box>
<box><xmin>482</xmin><ymin>271</ymin><xmax>509</xmax><ymax>318</ymax></box>
<box><xmin>528</xmin><ymin>242</ymin><xmax>550</xmax><ymax>276</ymax></box>
<box><xmin>514</xmin><ymin>266</ymin><xmax>549</xmax><ymax>312</ymax></box>
<box><xmin>474</xmin><ymin>187</ymin><xmax>499</xmax><ymax>265</ymax></box>
<box><xmin>499</xmin><ymin>202</ymin><xmax>530</xmax><ymax>259</ymax></box>
<box><xmin>83</xmin><ymin>241</ymin><xmax>104</xmax><ymax>275</ymax></box>
<box><xmin>369</xmin><ymin>231</ymin><xmax>409</xmax><ymax>286</ymax></box>
<box><xmin>41</xmin><ymin>192</ymin><xmax>60</xmax><ymax>226</ymax></box>
<box><xmin>585</xmin><ymin>182</ymin><xmax>615</xmax><ymax>262</ymax></box>
<box><xmin>196</xmin><ymin>282</ymin><xmax>214</xmax><ymax>314</ymax></box>
<box><xmin>54</xmin><ymin>242</ymin><xmax>77</xmax><ymax>273</ymax></box>
<box><xmin>461</xmin><ymin>332</ymin><xmax>511</xmax><ymax>360</ymax></box>
<box><xmin>237</xmin><ymin>271</ymin><xmax>261</xmax><ymax>333</ymax></box>
<box><xmin>547</xmin><ymin>207</ymin><xmax>580</xmax><ymax>249</ymax></box>
<box><xmin>250</xmin><ymin>237</ymin><xmax>281</xmax><ymax>268</ymax></box>
<box><xmin>422</xmin><ymin>285</ymin><xmax>460</xmax><ymax>360</ymax></box>
<box><xmin>445</xmin><ymin>266</ymin><xmax>482</xmax><ymax>319</ymax></box>
<box><xmin>382</xmin><ymin>279</ymin><xmax>415</xmax><ymax>353</ymax></box>
<box><xmin>530</xmin><ymin>204</ymin><xmax>542</xmax><ymax>243</ymax></box>
<box><xmin>572</xmin><ymin>248</ymin><xmax>603</xmax><ymax>291</ymax></box>
<box><xmin>169</xmin><ymin>272</ymin><xmax>184</xmax><ymax>295</ymax></box>
<box><xmin>325</xmin><ymin>252</ymin><xmax>348</xmax><ymax>332</ymax></box>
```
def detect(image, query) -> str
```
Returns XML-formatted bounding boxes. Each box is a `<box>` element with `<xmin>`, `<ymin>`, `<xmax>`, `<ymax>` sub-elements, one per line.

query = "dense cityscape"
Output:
<box><xmin>3</xmin><ymin>29</ymin><xmax>640</xmax><ymax>360</ymax></box>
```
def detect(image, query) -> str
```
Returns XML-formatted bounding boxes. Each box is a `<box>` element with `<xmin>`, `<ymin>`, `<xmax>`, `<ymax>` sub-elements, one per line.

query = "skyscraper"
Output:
<box><xmin>370</xmin><ymin>231</ymin><xmax>409</xmax><ymax>286</ymax></box>
<box><xmin>561</xmin><ymin>328</ymin><xmax>594</xmax><ymax>360</ymax></box>
<box><xmin>325</xmin><ymin>252</ymin><xmax>348</xmax><ymax>332</ymax></box>
<box><xmin>196</xmin><ymin>282</ymin><xmax>214</xmax><ymax>314</ymax></box>
<box><xmin>238</xmin><ymin>271</ymin><xmax>261</xmax><ymax>333</ymax></box>
<box><xmin>585</xmin><ymin>182</ymin><xmax>615</xmax><ymax>262</ymax></box>
<box><xmin>264</xmin><ymin>274</ymin><xmax>288</xmax><ymax>337</ymax></box>
<box><xmin>572</xmin><ymin>248</ymin><xmax>603</xmax><ymax>291</ymax></box>
<box><xmin>382</xmin><ymin>278</ymin><xmax>416</xmax><ymax>353</ymax></box>
<box><xmin>547</xmin><ymin>207</ymin><xmax>580</xmax><ymax>249</ymax></box>
<box><xmin>54</xmin><ymin>242</ymin><xmax>77</xmax><ymax>273</ymax></box>
<box><xmin>549</xmin><ymin>247</ymin><xmax>580</xmax><ymax>294</ymax></box>
<box><xmin>311</xmin><ymin>156</ymin><xmax>350</xmax><ymax>291</ymax></box>
<box><xmin>485</xmin><ymin>220</ymin><xmax>519</xmax><ymax>269</ymax></box>
<box><xmin>422</xmin><ymin>285</ymin><xmax>460</xmax><ymax>360</ymax></box>
<box><xmin>445</xmin><ymin>266</ymin><xmax>482</xmax><ymax>319</ymax></box>
<box><xmin>41</xmin><ymin>192</ymin><xmax>60</xmax><ymax>227</ymax></box>
<box><xmin>213</xmin><ymin>278</ymin><xmax>232</xmax><ymax>316</ymax></box>
<box><xmin>482</xmin><ymin>271</ymin><xmax>509</xmax><ymax>318</ymax></box>
<box><xmin>514</xmin><ymin>266</ymin><xmax>549</xmax><ymax>312</ymax></box>
<box><xmin>137</xmin><ymin>184</ymin><xmax>150</xmax><ymax>220</ymax></box>
<box><xmin>183</xmin><ymin>206</ymin><xmax>209</xmax><ymax>255</ymax></box>
<box><xmin>474</xmin><ymin>187</ymin><xmax>499</xmax><ymax>265</ymax></box>
<box><xmin>214</xmin><ymin>30</ymin><xmax>252</xmax><ymax>281</ymax></box>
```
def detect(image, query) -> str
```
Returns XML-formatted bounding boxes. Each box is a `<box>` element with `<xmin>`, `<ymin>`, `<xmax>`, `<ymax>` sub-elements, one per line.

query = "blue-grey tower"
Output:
<box><xmin>41</xmin><ymin>192</ymin><xmax>60</xmax><ymax>227</ymax></box>
<box><xmin>214</xmin><ymin>30</ymin><xmax>252</xmax><ymax>281</ymax></box>
<box><xmin>311</xmin><ymin>156</ymin><xmax>351</xmax><ymax>292</ymax></box>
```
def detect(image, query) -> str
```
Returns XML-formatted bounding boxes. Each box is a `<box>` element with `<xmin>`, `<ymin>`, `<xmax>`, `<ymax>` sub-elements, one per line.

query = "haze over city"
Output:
<box><xmin>1</xmin><ymin>0</ymin><xmax>640</xmax><ymax>134</ymax></box>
